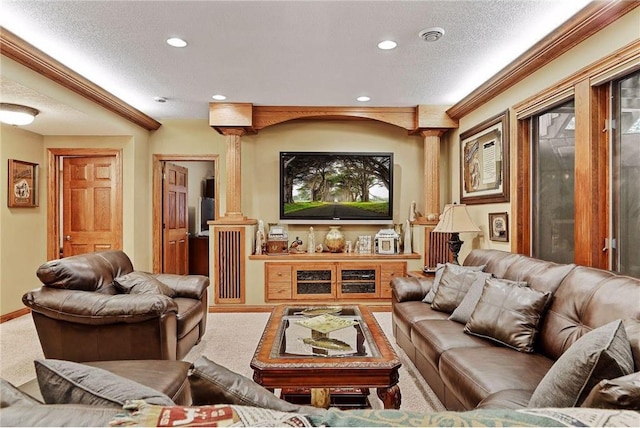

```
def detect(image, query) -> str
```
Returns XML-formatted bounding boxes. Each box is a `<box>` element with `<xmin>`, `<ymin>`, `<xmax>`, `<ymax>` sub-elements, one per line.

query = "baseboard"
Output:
<box><xmin>0</xmin><ymin>307</ymin><xmax>30</xmax><ymax>323</ymax></box>
<box><xmin>208</xmin><ymin>303</ymin><xmax>392</xmax><ymax>313</ymax></box>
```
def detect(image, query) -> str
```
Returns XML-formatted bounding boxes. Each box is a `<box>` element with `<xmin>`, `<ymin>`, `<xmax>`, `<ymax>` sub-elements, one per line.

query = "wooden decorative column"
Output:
<box><xmin>221</xmin><ymin>128</ymin><xmax>247</xmax><ymax>220</ymax></box>
<box><xmin>421</xmin><ymin>129</ymin><xmax>444</xmax><ymax>221</ymax></box>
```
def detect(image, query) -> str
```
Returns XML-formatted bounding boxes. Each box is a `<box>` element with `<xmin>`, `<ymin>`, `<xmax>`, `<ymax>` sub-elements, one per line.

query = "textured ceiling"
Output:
<box><xmin>0</xmin><ymin>0</ymin><xmax>592</xmax><ymax>134</ymax></box>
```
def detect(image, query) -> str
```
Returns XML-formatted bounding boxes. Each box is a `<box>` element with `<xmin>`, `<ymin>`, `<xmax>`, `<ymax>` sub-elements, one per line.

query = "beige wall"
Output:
<box><xmin>445</xmin><ymin>8</ymin><xmax>640</xmax><ymax>263</ymax></box>
<box><xmin>0</xmin><ymin>125</ymin><xmax>47</xmax><ymax>314</ymax></box>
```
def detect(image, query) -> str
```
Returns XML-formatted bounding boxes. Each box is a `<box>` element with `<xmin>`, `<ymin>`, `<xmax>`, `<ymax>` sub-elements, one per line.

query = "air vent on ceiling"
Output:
<box><xmin>419</xmin><ymin>27</ymin><xmax>445</xmax><ymax>42</ymax></box>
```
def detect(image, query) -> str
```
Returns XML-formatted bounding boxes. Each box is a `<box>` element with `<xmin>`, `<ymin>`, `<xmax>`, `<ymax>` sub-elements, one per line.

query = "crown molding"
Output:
<box><xmin>447</xmin><ymin>0</ymin><xmax>639</xmax><ymax>119</ymax></box>
<box><xmin>0</xmin><ymin>27</ymin><xmax>161</xmax><ymax>131</ymax></box>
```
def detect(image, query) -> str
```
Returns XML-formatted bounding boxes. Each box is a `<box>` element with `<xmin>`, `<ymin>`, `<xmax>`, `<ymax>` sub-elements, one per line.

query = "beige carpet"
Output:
<box><xmin>0</xmin><ymin>311</ymin><xmax>444</xmax><ymax>413</ymax></box>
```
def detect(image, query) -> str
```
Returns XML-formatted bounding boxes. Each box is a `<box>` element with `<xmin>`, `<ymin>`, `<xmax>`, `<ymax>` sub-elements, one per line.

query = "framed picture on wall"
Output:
<box><xmin>488</xmin><ymin>212</ymin><xmax>509</xmax><ymax>242</ymax></box>
<box><xmin>7</xmin><ymin>159</ymin><xmax>38</xmax><ymax>208</ymax></box>
<box><xmin>460</xmin><ymin>110</ymin><xmax>510</xmax><ymax>204</ymax></box>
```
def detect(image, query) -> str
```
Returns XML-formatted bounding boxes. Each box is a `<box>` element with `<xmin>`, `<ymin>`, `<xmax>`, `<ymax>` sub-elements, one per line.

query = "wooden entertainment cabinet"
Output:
<box><xmin>253</xmin><ymin>253</ymin><xmax>420</xmax><ymax>302</ymax></box>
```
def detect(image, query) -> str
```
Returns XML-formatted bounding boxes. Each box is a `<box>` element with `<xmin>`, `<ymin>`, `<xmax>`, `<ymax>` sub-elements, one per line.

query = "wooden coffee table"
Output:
<box><xmin>250</xmin><ymin>304</ymin><xmax>401</xmax><ymax>409</ymax></box>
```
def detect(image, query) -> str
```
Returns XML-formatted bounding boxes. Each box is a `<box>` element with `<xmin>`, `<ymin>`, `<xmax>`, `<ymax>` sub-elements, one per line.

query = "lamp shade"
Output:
<box><xmin>0</xmin><ymin>103</ymin><xmax>39</xmax><ymax>126</ymax></box>
<box><xmin>433</xmin><ymin>204</ymin><xmax>480</xmax><ymax>233</ymax></box>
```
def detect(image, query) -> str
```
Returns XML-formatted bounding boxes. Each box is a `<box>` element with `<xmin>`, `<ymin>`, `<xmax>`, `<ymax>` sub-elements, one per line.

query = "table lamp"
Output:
<box><xmin>433</xmin><ymin>203</ymin><xmax>480</xmax><ymax>265</ymax></box>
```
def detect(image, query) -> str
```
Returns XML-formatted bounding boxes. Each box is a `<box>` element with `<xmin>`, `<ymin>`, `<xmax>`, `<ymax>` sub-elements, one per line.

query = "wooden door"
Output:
<box><xmin>163</xmin><ymin>162</ymin><xmax>189</xmax><ymax>274</ymax></box>
<box><xmin>62</xmin><ymin>156</ymin><xmax>120</xmax><ymax>257</ymax></box>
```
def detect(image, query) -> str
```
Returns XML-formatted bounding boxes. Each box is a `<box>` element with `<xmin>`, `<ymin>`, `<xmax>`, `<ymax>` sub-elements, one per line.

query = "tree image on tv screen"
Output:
<box><xmin>282</xmin><ymin>153</ymin><xmax>391</xmax><ymax>219</ymax></box>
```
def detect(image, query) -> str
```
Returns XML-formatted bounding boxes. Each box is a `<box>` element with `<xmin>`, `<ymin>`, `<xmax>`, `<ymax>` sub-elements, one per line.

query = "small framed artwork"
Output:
<box><xmin>460</xmin><ymin>110</ymin><xmax>510</xmax><ymax>204</ymax></box>
<box><xmin>7</xmin><ymin>159</ymin><xmax>39</xmax><ymax>208</ymax></box>
<box><xmin>376</xmin><ymin>236</ymin><xmax>398</xmax><ymax>255</ymax></box>
<box><xmin>488</xmin><ymin>212</ymin><xmax>509</xmax><ymax>242</ymax></box>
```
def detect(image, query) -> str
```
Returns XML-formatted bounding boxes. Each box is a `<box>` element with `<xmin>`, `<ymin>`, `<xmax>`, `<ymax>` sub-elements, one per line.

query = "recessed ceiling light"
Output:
<box><xmin>377</xmin><ymin>40</ymin><xmax>397</xmax><ymax>50</ymax></box>
<box><xmin>212</xmin><ymin>94</ymin><xmax>227</xmax><ymax>101</ymax></box>
<box><xmin>418</xmin><ymin>27</ymin><xmax>445</xmax><ymax>42</ymax></box>
<box><xmin>356</xmin><ymin>96</ymin><xmax>371</xmax><ymax>102</ymax></box>
<box><xmin>154</xmin><ymin>96</ymin><xmax>167</xmax><ymax>103</ymax></box>
<box><xmin>166</xmin><ymin>37</ymin><xmax>187</xmax><ymax>48</ymax></box>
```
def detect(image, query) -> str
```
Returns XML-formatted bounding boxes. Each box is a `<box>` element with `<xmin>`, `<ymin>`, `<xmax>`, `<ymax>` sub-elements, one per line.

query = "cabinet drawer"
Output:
<box><xmin>267</xmin><ymin>264</ymin><xmax>292</xmax><ymax>282</ymax></box>
<box><xmin>380</xmin><ymin>262</ymin><xmax>406</xmax><ymax>298</ymax></box>
<box><xmin>267</xmin><ymin>283</ymin><xmax>292</xmax><ymax>300</ymax></box>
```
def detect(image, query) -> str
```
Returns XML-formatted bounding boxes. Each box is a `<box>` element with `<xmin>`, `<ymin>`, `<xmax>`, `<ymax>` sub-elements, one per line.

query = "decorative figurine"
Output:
<box><xmin>255</xmin><ymin>220</ymin><xmax>265</xmax><ymax>255</ymax></box>
<box><xmin>307</xmin><ymin>227</ymin><xmax>316</xmax><ymax>254</ymax></box>
<box><xmin>289</xmin><ymin>236</ymin><xmax>303</xmax><ymax>253</ymax></box>
<box><xmin>404</xmin><ymin>219</ymin><xmax>412</xmax><ymax>254</ymax></box>
<box><xmin>409</xmin><ymin>201</ymin><xmax>417</xmax><ymax>222</ymax></box>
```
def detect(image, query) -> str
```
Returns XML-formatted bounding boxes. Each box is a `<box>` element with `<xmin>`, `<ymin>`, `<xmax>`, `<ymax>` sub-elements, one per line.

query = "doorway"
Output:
<box><xmin>152</xmin><ymin>154</ymin><xmax>219</xmax><ymax>273</ymax></box>
<box><xmin>47</xmin><ymin>148</ymin><xmax>123</xmax><ymax>260</ymax></box>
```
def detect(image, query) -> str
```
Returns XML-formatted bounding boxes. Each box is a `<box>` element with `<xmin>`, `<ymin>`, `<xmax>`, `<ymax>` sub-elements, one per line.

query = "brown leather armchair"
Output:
<box><xmin>22</xmin><ymin>251</ymin><xmax>209</xmax><ymax>362</ymax></box>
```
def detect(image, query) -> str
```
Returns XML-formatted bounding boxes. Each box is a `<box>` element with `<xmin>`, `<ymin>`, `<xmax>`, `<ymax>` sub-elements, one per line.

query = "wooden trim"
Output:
<box><xmin>47</xmin><ymin>148</ymin><xmax>123</xmax><ymax>260</ymax></box>
<box><xmin>513</xmin><ymin>119</ymin><xmax>531</xmax><ymax>255</ymax></box>
<box><xmin>0</xmin><ymin>308</ymin><xmax>30</xmax><ymax>323</ymax></box>
<box><xmin>252</xmin><ymin>106</ymin><xmax>419</xmax><ymax>131</ymax></box>
<box><xmin>447</xmin><ymin>1</ymin><xmax>639</xmax><ymax>119</ymax></box>
<box><xmin>514</xmin><ymin>40</ymin><xmax>640</xmax><ymax>119</ymax></box>
<box><xmin>152</xmin><ymin>154</ymin><xmax>219</xmax><ymax>273</ymax></box>
<box><xmin>0</xmin><ymin>28</ymin><xmax>161</xmax><ymax>131</ymax></box>
<box><xmin>249</xmin><ymin>253</ymin><xmax>421</xmax><ymax>261</ymax></box>
<box><xmin>574</xmin><ymin>80</ymin><xmax>609</xmax><ymax>268</ymax></box>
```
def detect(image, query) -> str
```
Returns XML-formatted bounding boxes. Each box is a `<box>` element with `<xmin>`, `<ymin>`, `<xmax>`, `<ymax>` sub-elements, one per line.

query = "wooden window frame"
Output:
<box><xmin>512</xmin><ymin>41</ymin><xmax>639</xmax><ymax>268</ymax></box>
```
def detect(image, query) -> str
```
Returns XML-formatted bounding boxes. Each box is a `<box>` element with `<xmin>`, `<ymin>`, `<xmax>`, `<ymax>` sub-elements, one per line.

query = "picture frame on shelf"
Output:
<box><xmin>488</xmin><ymin>212</ymin><xmax>509</xmax><ymax>242</ymax></box>
<box><xmin>460</xmin><ymin>110</ymin><xmax>509</xmax><ymax>205</ymax></box>
<box><xmin>7</xmin><ymin>159</ymin><xmax>38</xmax><ymax>208</ymax></box>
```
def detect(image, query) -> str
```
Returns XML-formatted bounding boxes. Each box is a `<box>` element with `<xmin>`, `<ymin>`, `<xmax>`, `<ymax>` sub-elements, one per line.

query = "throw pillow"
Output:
<box><xmin>422</xmin><ymin>263</ymin><xmax>445</xmax><ymax>304</ymax></box>
<box><xmin>34</xmin><ymin>359</ymin><xmax>175</xmax><ymax>408</ymax></box>
<box><xmin>1</xmin><ymin>379</ymin><xmax>41</xmax><ymax>408</ymax></box>
<box><xmin>580</xmin><ymin>371</ymin><xmax>640</xmax><ymax>409</ymax></box>
<box><xmin>449</xmin><ymin>272</ymin><xmax>493</xmax><ymax>324</ymax></box>
<box><xmin>422</xmin><ymin>263</ymin><xmax>486</xmax><ymax>304</ymax></box>
<box><xmin>464</xmin><ymin>278</ymin><xmax>550</xmax><ymax>353</ymax></box>
<box><xmin>188</xmin><ymin>356</ymin><xmax>324</xmax><ymax>415</ymax></box>
<box><xmin>431</xmin><ymin>266</ymin><xmax>476</xmax><ymax>313</ymax></box>
<box><xmin>113</xmin><ymin>400</ymin><xmax>315</xmax><ymax>427</ymax></box>
<box><xmin>114</xmin><ymin>271</ymin><xmax>176</xmax><ymax>297</ymax></box>
<box><xmin>529</xmin><ymin>320</ymin><xmax>634</xmax><ymax>408</ymax></box>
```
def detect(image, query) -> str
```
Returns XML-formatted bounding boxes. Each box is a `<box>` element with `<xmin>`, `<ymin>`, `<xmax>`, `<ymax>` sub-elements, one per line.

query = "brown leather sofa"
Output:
<box><xmin>22</xmin><ymin>251</ymin><xmax>209</xmax><ymax>362</ymax></box>
<box><xmin>391</xmin><ymin>249</ymin><xmax>640</xmax><ymax>410</ymax></box>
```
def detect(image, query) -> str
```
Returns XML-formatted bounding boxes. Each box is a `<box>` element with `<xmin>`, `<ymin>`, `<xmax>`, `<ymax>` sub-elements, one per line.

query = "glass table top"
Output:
<box><xmin>270</xmin><ymin>306</ymin><xmax>382</xmax><ymax>359</ymax></box>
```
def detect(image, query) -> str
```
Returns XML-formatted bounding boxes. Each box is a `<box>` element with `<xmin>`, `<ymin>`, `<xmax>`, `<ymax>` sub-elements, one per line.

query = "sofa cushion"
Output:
<box><xmin>463</xmin><ymin>249</ymin><xmax>521</xmax><ymax>278</ymax></box>
<box><xmin>411</xmin><ymin>319</ymin><xmax>493</xmax><ymax>371</ymax></box>
<box><xmin>391</xmin><ymin>276</ymin><xmax>431</xmax><ymax>302</ymax></box>
<box><xmin>540</xmin><ymin>268</ymin><xmax>640</xmax><ymax>361</ymax></box>
<box><xmin>0</xmin><ymin>404</ymin><xmax>122</xmax><ymax>427</ymax></box>
<box><xmin>188</xmin><ymin>356</ymin><xmax>324</xmax><ymax>415</ymax></box>
<box><xmin>1</xmin><ymin>379</ymin><xmax>41</xmax><ymax>408</ymax></box>
<box><xmin>34</xmin><ymin>359</ymin><xmax>175</xmax><ymax>408</ymax></box>
<box><xmin>529</xmin><ymin>320</ymin><xmax>634</xmax><ymax>408</ymax></box>
<box><xmin>439</xmin><ymin>347</ymin><xmax>554</xmax><ymax>410</ymax></box>
<box><xmin>449</xmin><ymin>272</ymin><xmax>493</xmax><ymax>324</ymax></box>
<box><xmin>423</xmin><ymin>263</ymin><xmax>486</xmax><ymax>304</ymax></box>
<box><xmin>422</xmin><ymin>263</ymin><xmax>445</xmax><ymax>303</ymax></box>
<box><xmin>84</xmin><ymin>360</ymin><xmax>192</xmax><ymax>406</ymax></box>
<box><xmin>475</xmin><ymin>389</ymin><xmax>533</xmax><ymax>409</ymax></box>
<box><xmin>431</xmin><ymin>266</ymin><xmax>476</xmax><ymax>313</ymax></box>
<box><xmin>35</xmin><ymin>250</ymin><xmax>133</xmax><ymax>293</ymax></box>
<box><xmin>464</xmin><ymin>278</ymin><xmax>551</xmax><ymax>352</ymax></box>
<box><xmin>392</xmin><ymin>301</ymin><xmax>450</xmax><ymax>338</ymax></box>
<box><xmin>502</xmin><ymin>255</ymin><xmax>575</xmax><ymax>295</ymax></box>
<box><xmin>114</xmin><ymin>271</ymin><xmax>176</xmax><ymax>297</ymax></box>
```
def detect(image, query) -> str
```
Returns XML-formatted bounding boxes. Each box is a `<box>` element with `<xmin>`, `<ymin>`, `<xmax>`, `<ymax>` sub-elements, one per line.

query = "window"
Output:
<box><xmin>612</xmin><ymin>71</ymin><xmax>640</xmax><ymax>276</ymax></box>
<box><xmin>532</xmin><ymin>100</ymin><xmax>575</xmax><ymax>264</ymax></box>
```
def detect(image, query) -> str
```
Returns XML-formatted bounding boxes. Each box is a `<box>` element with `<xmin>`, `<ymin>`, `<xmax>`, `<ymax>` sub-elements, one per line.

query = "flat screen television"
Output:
<box><xmin>280</xmin><ymin>152</ymin><xmax>393</xmax><ymax>224</ymax></box>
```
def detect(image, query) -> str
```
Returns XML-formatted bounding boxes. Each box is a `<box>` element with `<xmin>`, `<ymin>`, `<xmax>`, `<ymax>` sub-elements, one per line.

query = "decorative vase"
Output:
<box><xmin>324</xmin><ymin>226</ymin><xmax>346</xmax><ymax>253</ymax></box>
